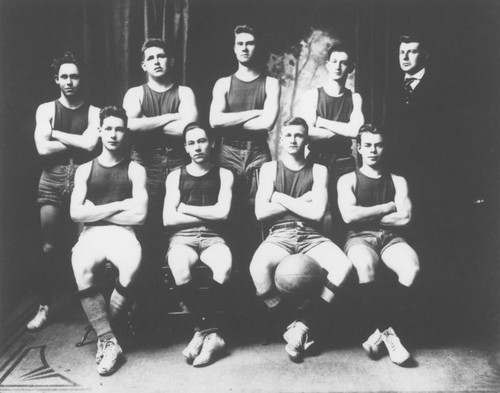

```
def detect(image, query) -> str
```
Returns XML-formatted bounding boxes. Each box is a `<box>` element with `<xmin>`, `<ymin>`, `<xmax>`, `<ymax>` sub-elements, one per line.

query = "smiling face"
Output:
<box><xmin>399</xmin><ymin>42</ymin><xmax>426</xmax><ymax>75</ymax></box>
<box><xmin>234</xmin><ymin>32</ymin><xmax>256</xmax><ymax>65</ymax></box>
<box><xmin>100</xmin><ymin>115</ymin><xmax>127</xmax><ymax>152</ymax></box>
<box><xmin>55</xmin><ymin>63</ymin><xmax>81</xmax><ymax>97</ymax></box>
<box><xmin>141</xmin><ymin>46</ymin><xmax>171</xmax><ymax>79</ymax></box>
<box><xmin>357</xmin><ymin>132</ymin><xmax>385</xmax><ymax>168</ymax></box>
<box><xmin>184</xmin><ymin>127</ymin><xmax>213</xmax><ymax>164</ymax></box>
<box><xmin>280</xmin><ymin>125</ymin><xmax>308</xmax><ymax>156</ymax></box>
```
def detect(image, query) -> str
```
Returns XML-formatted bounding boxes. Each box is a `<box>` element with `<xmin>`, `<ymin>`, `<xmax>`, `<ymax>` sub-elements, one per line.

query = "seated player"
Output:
<box><xmin>70</xmin><ymin>106</ymin><xmax>148</xmax><ymax>375</ymax></box>
<box><xmin>337</xmin><ymin>124</ymin><xmax>420</xmax><ymax>366</ymax></box>
<box><xmin>163</xmin><ymin>123</ymin><xmax>234</xmax><ymax>367</ymax></box>
<box><xmin>250</xmin><ymin>117</ymin><xmax>352</xmax><ymax>362</ymax></box>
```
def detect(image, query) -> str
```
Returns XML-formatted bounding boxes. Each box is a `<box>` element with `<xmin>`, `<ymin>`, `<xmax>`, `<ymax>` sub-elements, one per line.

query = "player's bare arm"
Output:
<box><xmin>209</xmin><ymin>77</ymin><xmax>262</xmax><ymax>129</ymax></box>
<box><xmin>179</xmin><ymin>168</ymin><xmax>234</xmax><ymax>221</ymax></box>
<box><xmin>315</xmin><ymin>93</ymin><xmax>364</xmax><ymax>138</ymax></box>
<box><xmin>254</xmin><ymin>161</ymin><xmax>287</xmax><ymax>221</ymax></box>
<box><xmin>34</xmin><ymin>102</ymin><xmax>68</xmax><ymax>156</ymax></box>
<box><xmin>103</xmin><ymin>161</ymin><xmax>148</xmax><ymax>226</ymax></box>
<box><xmin>337</xmin><ymin>172</ymin><xmax>396</xmax><ymax>224</ymax></box>
<box><xmin>379</xmin><ymin>175</ymin><xmax>412</xmax><ymax>227</ymax></box>
<box><xmin>51</xmin><ymin>105</ymin><xmax>100</xmax><ymax>151</ymax></box>
<box><xmin>70</xmin><ymin>163</ymin><xmax>126</xmax><ymax>223</ymax></box>
<box><xmin>163</xmin><ymin>169</ymin><xmax>205</xmax><ymax>227</ymax></box>
<box><xmin>272</xmin><ymin>163</ymin><xmax>328</xmax><ymax>222</ymax></box>
<box><xmin>242</xmin><ymin>77</ymin><xmax>280</xmax><ymax>131</ymax></box>
<box><xmin>161</xmin><ymin>86</ymin><xmax>199</xmax><ymax>136</ymax></box>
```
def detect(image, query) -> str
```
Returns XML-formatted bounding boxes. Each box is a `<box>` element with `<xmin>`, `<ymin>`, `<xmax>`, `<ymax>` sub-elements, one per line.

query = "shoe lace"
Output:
<box><xmin>384</xmin><ymin>331</ymin><xmax>398</xmax><ymax>351</ymax></box>
<box><xmin>289</xmin><ymin>327</ymin><xmax>307</xmax><ymax>349</ymax></box>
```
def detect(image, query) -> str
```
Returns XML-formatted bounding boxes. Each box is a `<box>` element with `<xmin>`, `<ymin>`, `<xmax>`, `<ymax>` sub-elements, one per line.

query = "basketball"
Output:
<box><xmin>274</xmin><ymin>254</ymin><xmax>324</xmax><ymax>298</ymax></box>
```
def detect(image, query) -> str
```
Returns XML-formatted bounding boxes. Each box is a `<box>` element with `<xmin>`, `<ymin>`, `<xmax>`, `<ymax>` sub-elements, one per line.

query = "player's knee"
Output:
<box><xmin>398</xmin><ymin>261</ymin><xmax>420</xmax><ymax>286</ymax></box>
<box><xmin>168</xmin><ymin>260</ymin><xmax>192</xmax><ymax>285</ymax></box>
<box><xmin>354</xmin><ymin>260</ymin><xmax>376</xmax><ymax>282</ymax></box>
<box><xmin>212</xmin><ymin>262</ymin><xmax>232</xmax><ymax>284</ymax></box>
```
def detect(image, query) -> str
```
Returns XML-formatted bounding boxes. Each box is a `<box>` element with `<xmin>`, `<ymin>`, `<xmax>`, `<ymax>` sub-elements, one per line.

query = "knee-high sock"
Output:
<box><xmin>201</xmin><ymin>279</ymin><xmax>231</xmax><ymax>330</ymax></box>
<box><xmin>176</xmin><ymin>281</ymin><xmax>204</xmax><ymax>330</ymax></box>
<box><xmin>36</xmin><ymin>249</ymin><xmax>56</xmax><ymax>306</ymax></box>
<box><xmin>298</xmin><ymin>281</ymin><xmax>340</xmax><ymax>333</ymax></box>
<box><xmin>79</xmin><ymin>287</ymin><xmax>113</xmax><ymax>341</ymax></box>
<box><xmin>359</xmin><ymin>281</ymin><xmax>387</xmax><ymax>333</ymax></box>
<box><xmin>389</xmin><ymin>281</ymin><xmax>416</xmax><ymax>333</ymax></box>
<box><xmin>109</xmin><ymin>279</ymin><xmax>134</xmax><ymax>321</ymax></box>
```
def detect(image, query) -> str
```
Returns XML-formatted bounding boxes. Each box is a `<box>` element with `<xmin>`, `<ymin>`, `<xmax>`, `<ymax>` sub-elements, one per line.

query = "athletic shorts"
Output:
<box><xmin>264</xmin><ymin>221</ymin><xmax>331</xmax><ymax>255</ymax></box>
<box><xmin>344</xmin><ymin>229</ymin><xmax>407</xmax><ymax>255</ymax></box>
<box><xmin>72</xmin><ymin>225</ymin><xmax>141</xmax><ymax>262</ymax></box>
<box><xmin>168</xmin><ymin>226</ymin><xmax>227</xmax><ymax>254</ymax></box>
<box><xmin>37</xmin><ymin>163</ymin><xmax>78</xmax><ymax>206</ymax></box>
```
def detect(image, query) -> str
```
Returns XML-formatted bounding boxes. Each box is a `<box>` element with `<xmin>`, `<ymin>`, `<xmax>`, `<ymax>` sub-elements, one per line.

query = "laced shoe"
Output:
<box><xmin>381</xmin><ymin>327</ymin><xmax>410</xmax><ymax>365</ymax></box>
<box><xmin>182</xmin><ymin>330</ymin><xmax>205</xmax><ymax>362</ymax></box>
<box><xmin>26</xmin><ymin>305</ymin><xmax>50</xmax><ymax>331</ymax></box>
<box><xmin>192</xmin><ymin>332</ymin><xmax>226</xmax><ymax>367</ymax></box>
<box><xmin>362</xmin><ymin>329</ymin><xmax>384</xmax><ymax>359</ymax></box>
<box><xmin>95</xmin><ymin>338</ymin><xmax>104</xmax><ymax>364</ymax></box>
<box><xmin>283</xmin><ymin>321</ymin><xmax>314</xmax><ymax>362</ymax></box>
<box><xmin>96</xmin><ymin>337</ymin><xmax>123</xmax><ymax>376</ymax></box>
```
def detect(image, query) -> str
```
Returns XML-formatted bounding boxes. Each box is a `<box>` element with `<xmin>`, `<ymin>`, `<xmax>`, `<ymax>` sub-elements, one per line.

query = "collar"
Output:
<box><xmin>405</xmin><ymin>67</ymin><xmax>426</xmax><ymax>82</ymax></box>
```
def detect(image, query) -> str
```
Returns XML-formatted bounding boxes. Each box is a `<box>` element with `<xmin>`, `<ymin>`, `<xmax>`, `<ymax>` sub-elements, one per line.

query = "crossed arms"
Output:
<box><xmin>70</xmin><ymin>161</ymin><xmax>148</xmax><ymax>226</ymax></box>
<box><xmin>337</xmin><ymin>172</ymin><xmax>412</xmax><ymax>227</ymax></box>
<box><xmin>255</xmin><ymin>161</ymin><xmax>328</xmax><ymax>223</ymax></box>
<box><xmin>34</xmin><ymin>102</ymin><xmax>100</xmax><ymax>156</ymax></box>
<box><xmin>163</xmin><ymin>168</ymin><xmax>234</xmax><ymax>228</ymax></box>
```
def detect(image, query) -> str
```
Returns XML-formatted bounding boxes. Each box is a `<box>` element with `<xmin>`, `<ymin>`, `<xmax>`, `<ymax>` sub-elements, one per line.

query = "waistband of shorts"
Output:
<box><xmin>222</xmin><ymin>137</ymin><xmax>268</xmax><ymax>150</ymax></box>
<box><xmin>270</xmin><ymin>221</ymin><xmax>308</xmax><ymax>231</ymax></box>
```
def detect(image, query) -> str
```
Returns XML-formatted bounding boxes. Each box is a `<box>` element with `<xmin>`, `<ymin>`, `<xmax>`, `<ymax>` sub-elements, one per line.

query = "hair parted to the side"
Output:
<box><xmin>356</xmin><ymin>123</ymin><xmax>385</xmax><ymax>144</ymax></box>
<box><xmin>399</xmin><ymin>33</ymin><xmax>428</xmax><ymax>54</ymax></box>
<box><xmin>141</xmin><ymin>38</ymin><xmax>172</xmax><ymax>60</ymax></box>
<box><xmin>182</xmin><ymin>122</ymin><xmax>213</xmax><ymax>143</ymax></box>
<box><xmin>283</xmin><ymin>116</ymin><xmax>309</xmax><ymax>134</ymax></box>
<box><xmin>326</xmin><ymin>43</ymin><xmax>354</xmax><ymax>63</ymax></box>
<box><xmin>51</xmin><ymin>51</ymin><xmax>82</xmax><ymax>75</ymax></box>
<box><xmin>234</xmin><ymin>24</ymin><xmax>255</xmax><ymax>38</ymax></box>
<box><xmin>99</xmin><ymin>106</ymin><xmax>128</xmax><ymax>127</ymax></box>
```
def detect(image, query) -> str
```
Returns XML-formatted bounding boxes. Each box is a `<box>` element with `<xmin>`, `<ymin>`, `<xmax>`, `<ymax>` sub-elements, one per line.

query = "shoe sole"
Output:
<box><xmin>285</xmin><ymin>345</ymin><xmax>303</xmax><ymax>363</ymax></box>
<box><xmin>192</xmin><ymin>347</ymin><xmax>225</xmax><ymax>367</ymax></box>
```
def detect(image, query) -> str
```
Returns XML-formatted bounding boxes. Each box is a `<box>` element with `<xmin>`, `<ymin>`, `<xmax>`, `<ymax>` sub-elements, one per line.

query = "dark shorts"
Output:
<box><xmin>218</xmin><ymin>140</ymin><xmax>271</xmax><ymax>205</ymax></box>
<box><xmin>264</xmin><ymin>221</ymin><xmax>331</xmax><ymax>255</ymax></box>
<box><xmin>168</xmin><ymin>226</ymin><xmax>227</xmax><ymax>254</ymax></box>
<box><xmin>344</xmin><ymin>229</ymin><xmax>408</xmax><ymax>255</ymax></box>
<box><xmin>37</xmin><ymin>163</ymin><xmax>78</xmax><ymax>206</ymax></box>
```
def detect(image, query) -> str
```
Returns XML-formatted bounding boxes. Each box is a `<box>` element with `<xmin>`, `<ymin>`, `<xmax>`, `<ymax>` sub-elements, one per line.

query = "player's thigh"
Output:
<box><xmin>167</xmin><ymin>244</ymin><xmax>199</xmax><ymax>283</ymax></box>
<box><xmin>40</xmin><ymin>204</ymin><xmax>64</xmax><ymax>249</ymax></box>
<box><xmin>200</xmin><ymin>243</ymin><xmax>232</xmax><ymax>277</ymax></box>
<box><xmin>306</xmin><ymin>241</ymin><xmax>352</xmax><ymax>277</ymax></box>
<box><xmin>250</xmin><ymin>242</ymin><xmax>290</xmax><ymax>276</ymax></box>
<box><xmin>72</xmin><ymin>236</ymin><xmax>106</xmax><ymax>285</ymax></box>
<box><xmin>381</xmin><ymin>242</ymin><xmax>420</xmax><ymax>283</ymax></box>
<box><xmin>347</xmin><ymin>244</ymin><xmax>380</xmax><ymax>281</ymax></box>
<box><xmin>107</xmin><ymin>236</ymin><xmax>143</xmax><ymax>281</ymax></box>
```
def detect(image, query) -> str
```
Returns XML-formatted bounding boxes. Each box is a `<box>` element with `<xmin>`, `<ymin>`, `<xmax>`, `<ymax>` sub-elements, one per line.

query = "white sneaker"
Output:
<box><xmin>283</xmin><ymin>321</ymin><xmax>314</xmax><ymax>362</ymax></box>
<box><xmin>192</xmin><ymin>332</ymin><xmax>226</xmax><ymax>367</ymax></box>
<box><xmin>26</xmin><ymin>305</ymin><xmax>49</xmax><ymax>331</ymax></box>
<box><xmin>362</xmin><ymin>329</ymin><xmax>384</xmax><ymax>359</ymax></box>
<box><xmin>96</xmin><ymin>337</ymin><xmax>123</xmax><ymax>376</ymax></box>
<box><xmin>96</xmin><ymin>338</ymin><xmax>104</xmax><ymax>364</ymax></box>
<box><xmin>182</xmin><ymin>330</ymin><xmax>205</xmax><ymax>362</ymax></box>
<box><xmin>382</xmin><ymin>327</ymin><xmax>411</xmax><ymax>365</ymax></box>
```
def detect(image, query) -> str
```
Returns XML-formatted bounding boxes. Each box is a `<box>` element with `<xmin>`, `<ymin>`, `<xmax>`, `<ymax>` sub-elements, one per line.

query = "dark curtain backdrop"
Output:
<box><xmin>1</xmin><ymin>0</ymin><xmax>498</xmax><ymax>346</ymax></box>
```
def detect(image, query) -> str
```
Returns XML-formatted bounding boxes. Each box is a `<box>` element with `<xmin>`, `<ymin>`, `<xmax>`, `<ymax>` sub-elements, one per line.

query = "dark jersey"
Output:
<box><xmin>85</xmin><ymin>157</ymin><xmax>132</xmax><ymax>226</ymax></box>
<box><xmin>223</xmin><ymin>74</ymin><xmax>267</xmax><ymax>142</ymax></box>
<box><xmin>309</xmin><ymin>87</ymin><xmax>353</xmax><ymax>158</ymax></box>
<box><xmin>271</xmin><ymin>161</ymin><xmax>315</xmax><ymax>227</ymax></box>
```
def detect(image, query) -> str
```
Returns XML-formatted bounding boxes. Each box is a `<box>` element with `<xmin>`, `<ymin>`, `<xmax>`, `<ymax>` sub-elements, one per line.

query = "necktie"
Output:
<box><xmin>403</xmin><ymin>77</ymin><xmax>416</xmax><ymax>104</ymax></box>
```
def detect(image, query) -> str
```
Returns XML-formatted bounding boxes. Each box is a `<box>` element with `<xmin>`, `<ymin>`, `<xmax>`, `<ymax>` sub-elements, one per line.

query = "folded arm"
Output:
<box><xmin>379</xmin><ymin>175</ymin><xmax>412</xmax><ymax>227</ymax></box>
<box><xmin>34</xmin><ymin>102</ymin><xmax>68</xmax><ymax>156</ymax></box>
<box><xmin>51</xmin><ymin>106</ymin><xmax>100</xmax><ymax>152</ymax></box>
<box><xmin>242</xmin><ymin>77</ymin><xmax>280</xmax><ymax>131</ymax></box>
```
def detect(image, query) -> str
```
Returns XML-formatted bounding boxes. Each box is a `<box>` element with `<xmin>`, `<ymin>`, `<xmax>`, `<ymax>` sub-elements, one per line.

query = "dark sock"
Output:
<box><xmin>37</xmin><ymin>249</ymin><xmax>56</xmax><ymax>306</ymax></box>
<box><xmin>389</xmin><ymin>282</ymin><xmax>415</xmax><ymax>334</ymax></box>
<box><xmin>79</xmin><ymin>286</ymin><xmax>113</xmax><ymax>340</ymax></box>
<box><xmin>203</xmin><ymin>279</ymin><xmax>230</xmax><ymax>330</ymax></box>
<box><xmin>109</xmin><ymin>279</ymin><xmax>134</xmax><ymax>321</ymax></box>
<box><xmin>176</xmin><ymin>281</ymin><xmax>204</xmax><ymax>330</ymax></box>
<box><xmin>359</xmin><ymin>281</ymin><xmax>386</xmax><ymax>333</ymax></box>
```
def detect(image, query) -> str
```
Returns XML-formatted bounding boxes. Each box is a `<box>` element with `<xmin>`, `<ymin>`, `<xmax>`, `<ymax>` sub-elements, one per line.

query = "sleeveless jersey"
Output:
<box><xmin>352</xmin><ymin>169</ymin><xmax>396</xmax><ymax>231</ymax></box>
<box><xmin>223</xmin><ymin>74</ymin><xmax>267</xmax><ymax>142</ymax></box>
<box><xmin>85</xmin><ymin>157</ymin><xmax>132</xmax><ymax>226</ymax></box>
<box><xmin>132</xmin><ymin>83</ymin><xmax>182</xmax><ymax>154</ymax></box>
<box><xmin>271</xmin><ymin>161</ymin><xmax>315</xmax><ymax>227</ymax></box>
<box><xmin>309</xmin><ymin>87</ymin><xmax>353</xmax><ymax>157</ymax></box>
<box><xmin>46</xmin><ymin>100</ymin><xmax>91</xmax><ymax>167</ymax></box>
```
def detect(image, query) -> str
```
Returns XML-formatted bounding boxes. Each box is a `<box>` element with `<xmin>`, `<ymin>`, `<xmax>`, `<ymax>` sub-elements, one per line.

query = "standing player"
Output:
<box><xmin>300</xmin><ymin>43</ymin><xmax>364</xmax><ymax>242</ymax></box>
<box><xmin>337</xmin><ymin>124</ymin><xmax>420</xmax><ymax>366</ymax></box>
<box><xmin>163</xmin><ymin>123</ymin><xmax>234</xmax><ymax>367</ymax></box>
<box><xmin>30</xmin><ymin>51</ymin><xmax>100</xmax><ymax>330</ymax></box>
<box><xmin>210</xmin><ymin>25</ymin><xmax>280</xmax><ymax>263</ymax></box>
<box><xmin>250</xmin><ymin>117</ymin><xmax>352</xmax><ymax>362</ymax></box>
<box><xmin>71</xmin><ymin>106</ymin><xmax>148</xmax><ymax>375</ymax></box>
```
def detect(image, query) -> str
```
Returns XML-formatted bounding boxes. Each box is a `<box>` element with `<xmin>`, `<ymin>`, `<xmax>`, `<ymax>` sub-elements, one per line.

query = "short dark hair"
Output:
<box><xmin>399</xmin><ymin>34</ymin><xmax>428</xmax><ymax>54</ymax></box>
<box><xmin>356</xmin><ymin>124</ymin><xmax>384</xmax><ymax>145</ymax></box>
<box><xmin>234</xmin><ymin>25</ymin><xmax>256</xmax><ymax>39</ymax></box>
<box><xmin>51</xmin><ymin>51</ymin><xmax>82</xmax><ymax>76</ymax></box>
<box><xmin>183</xmin><ymin>122</ymin><xmax>212</xmax><ymax>143</ymax></box>
<box><xmin>99</xmin><ymin>106</ymin><xmax>128</xmax><ymax>128</ymax></box>
<box><xmin>283</xmin><ymin>116</ymin><xmax>309</xmax><ymax>134</ymax></box>
<box><xmin>326</xmin><ymin>43</ymin><xmax>354</xmax><ymax>63</ymax></box>
<box><xmin>141</xmin><ymin>38</ymin><xmax>172</xmax><ymax>60</ymax></box>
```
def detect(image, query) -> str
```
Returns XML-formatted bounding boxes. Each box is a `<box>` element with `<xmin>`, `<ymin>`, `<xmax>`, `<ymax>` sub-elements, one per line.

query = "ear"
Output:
<box><xmin>356</xmin><ymin>142</ymin><xmax>362</xmax><ymax>153</ymax></box>
<box><xmin>141</xmin><ymin>60</ymin><xmax>147</xmax><ymax>72</ymax></box>
<box><xmin>168</xmin><ymin>57</ymin><xmax>174</xmax><ymax>67</ymax></box>
<box><xmin>54</xmin><ymin>74</ymin><xmax>59</xmax><ymax>83</ymax></box>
